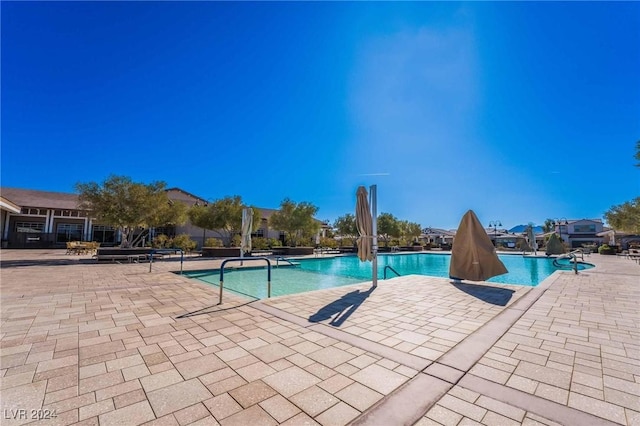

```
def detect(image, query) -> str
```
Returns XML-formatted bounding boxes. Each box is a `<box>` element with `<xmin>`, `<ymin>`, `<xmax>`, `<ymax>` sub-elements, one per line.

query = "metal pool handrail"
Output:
<box><xmin>383</xmin><ymin>265</ymin><xmax>401</xmax><ymax>279</ymax></box>
<box><xmin>218</xmin><ymin>257</ymin><xmax>271</xmax><ymax>304</ymax></box>
<box><xmin>553</xmin><ymin>249</ymin><xmax>583</xmax><ymax>274</ymax></box>
<box><xmin>275</xmin><ymin>257</ymin><xmax>297</xmax><ymax>268</ymax></box>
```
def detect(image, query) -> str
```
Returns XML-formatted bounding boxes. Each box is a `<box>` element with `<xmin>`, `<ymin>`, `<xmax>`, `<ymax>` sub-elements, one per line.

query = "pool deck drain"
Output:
<box><xmin>1</xmin><ymin>250</ymin><xmax>638</xmax><ymax>425</ymax></box>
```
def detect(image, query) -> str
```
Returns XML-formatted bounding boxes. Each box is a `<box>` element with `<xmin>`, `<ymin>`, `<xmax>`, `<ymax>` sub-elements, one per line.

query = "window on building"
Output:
<box><xmin>92</xmin><ymin>225</ymin><xmax>116</xmax><ymax>244</ymax></box>
<box><xmin>573</xmin><ymin>224</ymin><xmax>596</xmax><ymax>233</ymax></box>
<box><xmin>15</xmin><ymin>222</ymin><xmax>45</xmax><ymax>233</ymax></box>
<box><xmin>20</xmin><ymin>208</ymin><xmax>46</xmax><ymax>215</ymax></box>
<box><xmin>155</xmin><ymin>226</ymin><xmax>176</xmax><ymax>238</ymax></box>
<box><xmin>56</xmin><ymin>223</ymin><xmax>83</xmax><ymax>243</ymax></box>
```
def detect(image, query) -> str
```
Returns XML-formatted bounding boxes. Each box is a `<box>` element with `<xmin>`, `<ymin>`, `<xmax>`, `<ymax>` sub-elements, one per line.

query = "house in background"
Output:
<box><xmin>556</xmin><ymin>219</ymin><xmax>604</xmax><ymax>248</ymax></box>
<box><xmin>421</xmin><ymin>228</ymin><xmax>456</xmax><ymax>246</ymax></box>
<box><xmin>1</xmin><ymin>195</ymin><xmax>22</xmax><ymax>248</ymax></box>
<box><xmin>0</xmin><ymin>188</ymin><xmax>99</xmax><ymax>248</ymax></box>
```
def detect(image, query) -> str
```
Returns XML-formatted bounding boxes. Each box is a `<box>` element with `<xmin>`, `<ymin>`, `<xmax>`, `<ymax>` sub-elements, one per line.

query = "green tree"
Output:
<box><xmin>76</xmin><ymin>175</ymin><xmax>187</xmax><ymax>248</ymax></box>
<box><xmin>188</xmin><ymin>203</ymin><xmax>212</xmax><ymax>247</ymax></box>
<box><xmin>333</xmin><ymin>214</ymin><xmax>357</xmax><ymax>238</ymax></box>
<box><xmin>377</xmin><ymin>212</ymin><xmax>400</xmax><ymax>247</ymax></box>
<box><xmin>542</xmin><ymin>219</ymin><xmax>555</xmax><ymax>234</ymax></box>
<box><xmin>602</xmin><ymin>143</ymin><xmax>640</xmax><ymax>234</ymax></box>
<box><xmin>605</xmin><ymin>197</ymin><xmax>640</xmax><ymax>234</ymax></box>
<box><xmin>269</xmin><ymin>198</ymin><xmax>320</xmax><ymax>247</ymax></box>
<box><xmin>188</xmin><ymin>196</ymin><xmax>259</xmax><ymax>247</ymax></box>
<box><xmin>399</xmin><ymin>220</ymin><xmax>422</xmax><ymax>245</ymax></box>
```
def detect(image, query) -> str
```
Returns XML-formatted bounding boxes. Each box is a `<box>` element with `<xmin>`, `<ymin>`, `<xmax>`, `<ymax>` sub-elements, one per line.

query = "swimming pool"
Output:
<box><xmin>183</xmin><ymin>253</ymin><xmax>593</xmax><ymax>300</ymax></box>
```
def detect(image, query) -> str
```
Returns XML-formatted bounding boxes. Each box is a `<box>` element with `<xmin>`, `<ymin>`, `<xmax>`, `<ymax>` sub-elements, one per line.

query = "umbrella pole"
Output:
<box><xmin>370</xmin><ymin>184</ymin><xmax>378</xmax><ymax>287</ymax></box>
<box><xmin>241</xmin><ymin>209</ymin><xmax>246</xmax><ymax>266</ymax></box>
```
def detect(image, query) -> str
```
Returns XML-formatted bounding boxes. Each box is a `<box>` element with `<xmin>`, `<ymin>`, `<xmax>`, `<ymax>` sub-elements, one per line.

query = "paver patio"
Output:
<box><xmin>1</xmin><ymin>250</ymin><xmax>638</xmax><ymax>425</ymax></box>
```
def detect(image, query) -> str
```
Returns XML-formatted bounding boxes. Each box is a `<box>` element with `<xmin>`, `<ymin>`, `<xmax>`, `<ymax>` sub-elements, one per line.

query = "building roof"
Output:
<box><xmin>422</xmin><ymin>228</ymin><xmax>456</xmax><ymax>237</ymax></box>
<box><xmin>1</xmin><ymin>186</ymin><xmax>324</xmax><ymax>224</ymax></box>
<box><xmin>0</xmin><ymin>187</ymin><xmax>81</xmax><ymax>210</ymax></box>
<box><xmin>0</xmin><ymin>196</ymin><xmax>21</xmax><ymax>213</ymax></box>
<box><xmin>166</xmin><ymin>188</ymin><xmax>209</xmax><ymax>206</ymax></box>
<box><xmin>567</xmin><ymin>218</ymin><xmax>603</xmax><ymax>224</ymax></box>
<box><xmin>253</xmin><ymin>207</ymin><xmax>275</xmax><ymax>219</ymax></box>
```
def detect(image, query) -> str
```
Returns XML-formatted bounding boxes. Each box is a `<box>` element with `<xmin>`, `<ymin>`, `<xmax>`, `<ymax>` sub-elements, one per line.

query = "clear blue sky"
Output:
<box><xmin>2</xmin><ymin>2</ymin><xmax>639</xmax><ymax>230</ymax></box>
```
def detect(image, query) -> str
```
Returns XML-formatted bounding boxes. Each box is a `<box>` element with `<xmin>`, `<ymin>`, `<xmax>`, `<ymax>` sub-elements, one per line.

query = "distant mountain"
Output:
<box><xmin>509</xmin><ymin>225</ymin><xmax>544</xmax><ymax>234</ymax></box>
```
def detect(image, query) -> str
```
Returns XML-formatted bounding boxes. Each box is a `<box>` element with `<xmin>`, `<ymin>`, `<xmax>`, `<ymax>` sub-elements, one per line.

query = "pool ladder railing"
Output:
<box><xmin>275</xmin><ymin>257</ymin><xmax>297</xmax><ymax>268</ymax></box>
<box><xmin>383</xmin><ymin>265</ymin><xmax>401</xmax><ymax>279</ymax></box>
<box><xmin>553</xmin><ymin>249</ymin><xmax>584</xmax><ymax>274</ymax></box>
<box><xmin>218</xmin><ymin>257</ymin><xmax>271</xmax><ymax>304</ymax></box>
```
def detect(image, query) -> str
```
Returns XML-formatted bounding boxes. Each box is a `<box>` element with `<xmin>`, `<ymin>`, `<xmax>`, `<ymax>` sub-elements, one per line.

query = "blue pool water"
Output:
<box><xmin>183</xmin><ymin>253</ymin><xmax>593</xmax><ymax>300</ymax></box>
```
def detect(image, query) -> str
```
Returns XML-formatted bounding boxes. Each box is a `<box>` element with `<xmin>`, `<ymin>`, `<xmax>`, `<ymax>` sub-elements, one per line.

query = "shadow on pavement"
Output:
<box><xmin>309</xmin><ymin>286</ymin><xmax>376</xmax><ymax>327</ymax></box>
<box><xmin>451</xmin><ymin>281</ymin><xmax>515</xmax><ymax>306</ymax></box>
<box><xmin>0</xmin><ymin>258</ymin><xmax>96</xmax><ymax>268</ymax></box>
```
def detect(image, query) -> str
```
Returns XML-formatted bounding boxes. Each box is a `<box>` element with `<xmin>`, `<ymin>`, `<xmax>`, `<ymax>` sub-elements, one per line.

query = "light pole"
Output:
<box><xmin>488</xmin><ymin>221</ymin><xmax>501</xmax><ymax>247</ymax></box>
<box><xmin>423</xmin><ymin>227</ymin><xmax>433</xmax><ymax>245</ymax></box>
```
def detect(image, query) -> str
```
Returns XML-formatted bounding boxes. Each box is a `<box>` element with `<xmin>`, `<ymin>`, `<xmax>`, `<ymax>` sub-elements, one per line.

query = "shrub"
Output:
<box><xmin>269</xmin><ymin>238</ymin><xmax>282</xmax><ymax>248</ymax></box>
<box><xmin>598</xmin><ymin>244</ymin><xmax>617</xmax><ymax>255</ymax></box>
<box><xmin>320</xmin><ymin>237</ymin><xmax>338</xmax><ymax>248</ymax></box>
<box><xmin>251</xmin><ymin>237</ymin><xmax>268</xmax><ymax>250</ymax></box>
<box><xmin>339</xmin><ymin>237</ymin><xmax>356</xmax><ymax>247</ymax></box>
<box><xmin>172</xmin><ymin>234</ymin><xmax>197</xmax><ymax>252</ymax></box>
<box><xmin>204</xmin><ymin>237</ymin><xmax>223</xmax><ymax>247</ymax></box>
<box><xmin>231</xmin><ymin>234</ymin><xmax>242</xmax><ymax>247</ymax></box>
<box><xmin>153</xmin><ymin>234</ymin><xmax>171</xmax><ymax>249</ymax></box>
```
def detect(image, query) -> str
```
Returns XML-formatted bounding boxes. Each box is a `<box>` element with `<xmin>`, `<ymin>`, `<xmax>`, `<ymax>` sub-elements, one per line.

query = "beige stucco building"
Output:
<box><xmin>0</xmin><ymin>187</ymin><xmax>294</xmax><ymax>249</ymax></box>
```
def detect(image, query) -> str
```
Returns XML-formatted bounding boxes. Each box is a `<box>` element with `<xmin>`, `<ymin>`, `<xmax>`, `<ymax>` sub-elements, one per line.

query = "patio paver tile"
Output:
<box><xmin>259</xmin><ymin>394</ymin><xmax>301</xmax><ymax>423</ymax></box>
<box><xmin>147</xmin><ymin>378</ymin><xmax>213</xmax><ymax>417</ymax></box>
<box><xmin>290</xmin><ymin>385</ymin><xmax>339</xmax><ymax>417</ymax></box>
<box><xmin>262</xmin><ymin>366</ymin><xmax>321</xmax><ymax>398</ymax></box>
<box><xmin>98</xmin><ymin>400</ymin><xmax>155</xmax><ymax>426</ymax></box>
<box><xmin>173</xmin><ymin>403</ymin><xmax>210</xmax><ymax>426</ymax></box>
<box><xmin>334</xmin><ymin>382</ymin><xmax>383</xmax><ymax>412</ymax></box>
<box><xmin>113</xmin><ymin>388</ymin><xmax>147</xmax><ymax>409</ymax></box>
<box><xmin>228</xmin><ymin>380</ymin><xmax>277</xmax><ymax>409</ymax></box>
<box><xmin>203</xmin><ymin>393</ymin><xmax>242</xmax><ymax>421</ymax></box>
<box><xmin>218</xmin><ymin>405</ymin><xmax>277</xmax><ymax>426</ymax></box>
<box><xmin>279</xmin><ymin>412</ymin><xmax>320</xmax><ymax>426</ymax></box>
<box><xmin>349</xmin><ymin>363</ymin><xmax>407</xmax><ymax>395</ymax></box>
<box><xmin>314</xmin><ymin>401</ymin><xmax>360</xmax><ymax>426</ymax></box>
<box><xmin>78</xmin><ymin>398</ymin><xmax>115</xmax><ymax>421</ymax></box>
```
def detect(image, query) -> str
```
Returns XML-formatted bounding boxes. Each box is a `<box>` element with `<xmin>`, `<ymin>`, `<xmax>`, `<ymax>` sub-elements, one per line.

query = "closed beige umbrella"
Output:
<box><xmin>449</xmin><ymin>210</ymin><xmax>508</xmax><ymax>281</ymax></box>
<box><xmin>355</xmin><ymin>186</ymin><xmax>373</xmax><ymax>262</ymax></box>
<box><xmin>241</xmin><ymin>208</ymin><xmax>253</xmax><ymax>255</ymax></box>
<box><xmin>545</xmin><ymin>233</ymin><xmax>565</xmax><ymax>255</ymax></box>
<box><xmin>527</xmin><ymin>225</ymin><xmax>538</xmax><ymax>255</ymax></box>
